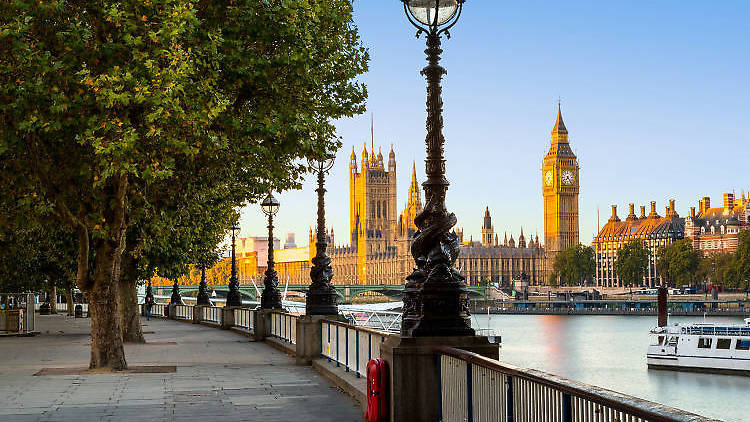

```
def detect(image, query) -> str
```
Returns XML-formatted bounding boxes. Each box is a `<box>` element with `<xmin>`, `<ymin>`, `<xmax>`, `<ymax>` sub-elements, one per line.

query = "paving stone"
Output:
<box><xmin>0</xmin><ymin>315</ymin><xmax>361</xmax><ymax>421</ymax></box>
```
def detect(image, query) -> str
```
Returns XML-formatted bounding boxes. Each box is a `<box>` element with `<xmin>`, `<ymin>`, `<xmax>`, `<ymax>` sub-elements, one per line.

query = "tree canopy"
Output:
<box><xmin>656</xmin><ymin>239</ymin><xmax>700</xmax><ymax>287</ymax></box>
<box><xmin>0</xmin><ymin>0</ymin><xmax>369</xmax><ymax>369</ymax></box>
<box><xmin>614</xmin><ymin>239</ymin><xmax>650</xmax><ymax>287</ymax></box>
<box><xmin>725</xmin><ymin>229</ymin><xmax>750</xmax><ymax>291</ymax></box>
<box><xmin>552</xmin><ymin>244</ymin><xmax>595</xmax><ymax>286</ymax></box>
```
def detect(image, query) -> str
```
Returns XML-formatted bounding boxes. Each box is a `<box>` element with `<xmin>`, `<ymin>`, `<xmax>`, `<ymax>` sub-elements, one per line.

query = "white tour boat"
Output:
<box><xmin>647</xmin><ymin>317</ymin><xmax>750</xmax><ymax>375</ymax></box>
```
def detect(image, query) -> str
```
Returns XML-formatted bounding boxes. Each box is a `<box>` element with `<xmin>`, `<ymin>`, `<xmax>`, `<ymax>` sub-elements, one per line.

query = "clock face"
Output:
<box><xmin>562</xmin><ymin>170</ymin><xmax>575</xmax><ymax>185</ymax></box>
<box><xmin>544</xmin><ymin>171</ymin><xmax>553</xmax><ymax>186</ymax></box>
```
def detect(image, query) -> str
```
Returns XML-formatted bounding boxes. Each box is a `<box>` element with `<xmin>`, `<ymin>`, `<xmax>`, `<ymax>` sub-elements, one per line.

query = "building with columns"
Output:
<box><xmin>592</xmin><ymin>200</ymin><xmax>684</xmax><ymax>287</ymax></box>
<box><xmin>456</xmin><ymin>207</ymin><xmax>546</xmax><ymax>286</ymax></box>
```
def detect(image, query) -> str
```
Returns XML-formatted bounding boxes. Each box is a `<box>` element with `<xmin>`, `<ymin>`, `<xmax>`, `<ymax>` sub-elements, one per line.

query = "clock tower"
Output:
<box><xmin>542</xmin><ymin>104</ymin><xmax>580</xmax><ymax>279</ymax></box>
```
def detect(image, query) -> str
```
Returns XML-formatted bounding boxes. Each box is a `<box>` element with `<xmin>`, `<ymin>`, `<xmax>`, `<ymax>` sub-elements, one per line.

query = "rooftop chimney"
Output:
<box><xmin>700</xmin><ymin>196</ymin><xmax>711</xmax><ymax>214</ymax></box>
<box><xmin>640</xmin><ymin>205</ymin><xmax>646</xmax><ymax>219</ymax></box>
<box><xmin>690</xmin><ymin>207</ymin><xmax>696</xmax><ymax>218</ymax></box>
<box><xmin>648</xmin><ymin>201</ymin><xmax>659</xmax><ymax>219</ymax></box>
<box><xmin>609</xmin><ymin>205</ymin><xmax>620</xmax><ymax>222</ymax></box>
<box><xmin>626</xmin><ymin>203</ymin><xmax>637</xmax><ymax>220</ymax></box>
<box><xmin>724</xmin><ymin>193</ymin><xmax>735</xmax><ymax>211</ymax></box>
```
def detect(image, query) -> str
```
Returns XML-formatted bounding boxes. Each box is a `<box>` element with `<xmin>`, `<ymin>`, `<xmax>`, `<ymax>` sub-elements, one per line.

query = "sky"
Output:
<box><xmin>236</xmin><ymin>1</ymin><xmax>750</xmax><ymax>250</ymax></box>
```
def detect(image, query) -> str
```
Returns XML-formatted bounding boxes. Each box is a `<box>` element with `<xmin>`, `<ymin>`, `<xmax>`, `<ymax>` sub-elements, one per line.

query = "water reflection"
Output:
<box><xmin>473</xmin><ymin>314</ymin><xmax>749</xmax><ymax>422</ymax></box>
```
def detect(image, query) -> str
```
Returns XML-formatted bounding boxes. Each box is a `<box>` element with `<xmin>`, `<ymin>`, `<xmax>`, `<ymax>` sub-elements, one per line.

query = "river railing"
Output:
<box><xmin>151</xmin><ymin>303</ymin><xmax>167</xmax><ymax>317</ymax></box>
<box><xmin>435</xmin><ymin>346</ymin><xmax>718</xmax><ymax>422</ymax></box>
<box><xmin>233</xmin><ymin>308</ymin><xmax>254</xmax><ymax>331</ymax></box>
<box><xmin>174</xmin><ymin>304</ymin><xmax>193</xmax><ymax>321</ymax></box>
<box><xmin>320</xmin><ymin>319</ymin><xmax>390</xmax><ymax>378</ymax></box>
<box><xmin>202</xmin><ymin>306</ymin><xmax>222</xmax><ymax>325</ymax></box>
<box><xmin>269</xmin><ymin>311</ymin><xmax>297</xmax><ymax>344</ymax></box>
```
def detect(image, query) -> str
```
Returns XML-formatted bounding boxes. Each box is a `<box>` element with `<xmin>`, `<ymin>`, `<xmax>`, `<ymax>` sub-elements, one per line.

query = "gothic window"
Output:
<box><xmin>371</xmin><ymin>203</ymin><xmax>376</xmax><ymax>218</ymax></box>
<box><xmin>377</xmin><ymin>202</ymin><xmax>381</xmax><ymax>218</ymax></box>
<box><xmin>382</xmin><ymin>201</ymin><xmax>387</xmax><ymax>219</ymax></box>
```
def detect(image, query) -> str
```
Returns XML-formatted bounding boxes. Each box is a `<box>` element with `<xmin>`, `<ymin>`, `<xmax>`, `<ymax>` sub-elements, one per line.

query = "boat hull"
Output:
<box><xmin>647</xmin><ymin>354</ymin><xmax>750</xmax><ymax>376</ymax></box>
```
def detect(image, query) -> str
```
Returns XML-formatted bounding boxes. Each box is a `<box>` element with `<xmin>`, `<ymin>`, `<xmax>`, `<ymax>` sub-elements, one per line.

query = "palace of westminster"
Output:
<box><xmin>230</xmin><ymin>106</ymin><xmax>581</xmax><ymax>288</ymax></box>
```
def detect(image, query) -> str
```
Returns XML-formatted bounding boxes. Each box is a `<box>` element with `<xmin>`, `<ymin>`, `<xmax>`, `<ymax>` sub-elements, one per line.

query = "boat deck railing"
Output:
<box><xmin>681</xmin><ymin>325</ymin><xmax>750</xmax><ymax>336</ymax></box>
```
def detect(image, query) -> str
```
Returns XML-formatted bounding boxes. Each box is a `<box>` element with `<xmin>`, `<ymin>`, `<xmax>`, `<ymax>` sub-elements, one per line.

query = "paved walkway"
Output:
<box><xmin>0</xmin><ymin>315</ymin><xmax>362</xmax><ymax>421</ymax></box>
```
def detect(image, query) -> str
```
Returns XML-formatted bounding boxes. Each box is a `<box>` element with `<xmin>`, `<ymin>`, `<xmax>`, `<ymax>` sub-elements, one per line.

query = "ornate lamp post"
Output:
<box><xmin>306</xmin><ymin>153</ymin><xmax>339</xmax><ymax>316</ymax></box>
<box><xmin>196</xmin><ymin>261</ymin><xmax>210</xmax><ymax>306</ymax></box>
<box><xmin>226</xmin><ymin>225</ymin><xmax>243</xmax><ymax>307</ymax></box>
<box><xmin>400</xmin><ymin>0</ymin><xmax>473</xmax><ymax>337</ymax></box>
<box><xmin>260</xmin><ymin>193</ymin><xmax>283</xmax><ymax>309</ymax></box>
<box><xmin>170</xmin><ymin>278</ymin><xmax>183</xmax><ymax>305</ymax></box>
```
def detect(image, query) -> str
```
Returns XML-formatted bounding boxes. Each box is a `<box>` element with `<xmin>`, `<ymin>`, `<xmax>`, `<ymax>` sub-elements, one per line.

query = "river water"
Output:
<box><xmin>471</xmin><ymin>314</ymin><xmax>749</xmax><ymax>422</ymax></box>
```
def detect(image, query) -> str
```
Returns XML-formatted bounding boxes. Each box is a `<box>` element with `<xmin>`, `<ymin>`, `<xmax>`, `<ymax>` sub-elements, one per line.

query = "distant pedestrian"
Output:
<box><xmin>144</xmin><ymin>296</ymin><xmax>154</xmax><ymax>321</ymax></box>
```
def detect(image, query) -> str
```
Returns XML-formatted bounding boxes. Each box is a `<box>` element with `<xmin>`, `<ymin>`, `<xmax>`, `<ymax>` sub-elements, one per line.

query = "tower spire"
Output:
<box><xmin>552</xmin><ymin>102</ymin><xmax>568</xmax><ymax>136</ymax></box>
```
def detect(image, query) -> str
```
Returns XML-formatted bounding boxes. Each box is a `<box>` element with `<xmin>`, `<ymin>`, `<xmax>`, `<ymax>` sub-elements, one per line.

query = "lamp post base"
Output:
<box><xmin>305</xmin><ymin>286</ymin><xmax>339</xmax><ymax>316</ymax></box>
<box><xmin>260</xmin><ymin>288</ymin><xmax>282</xmax><ymax>310</ymax></box>
<box><xmin>170</xmin><ymin>282</ymin><xmax>182</xmax><ymax>305</ymax></box>
<box><xmin>261</xmin><ymin>268</ymin><xmax>282</xmax><ymax>310</ymax></box>
<box><xmin>380</xmin><ymin>335</ymin><xmax>498</xmax><ymax>422</ymax></box>
<box><xmin>226</xmin><ymin>289</ymin><xmax>242</xmax><ymax>308</ymax></box>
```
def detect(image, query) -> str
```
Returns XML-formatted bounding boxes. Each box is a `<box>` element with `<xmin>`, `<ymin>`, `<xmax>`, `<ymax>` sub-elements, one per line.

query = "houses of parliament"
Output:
<box><xmin>231</xmin><ymin>106</ymin><xmax>580</xmax><ymax>288</ymax></box>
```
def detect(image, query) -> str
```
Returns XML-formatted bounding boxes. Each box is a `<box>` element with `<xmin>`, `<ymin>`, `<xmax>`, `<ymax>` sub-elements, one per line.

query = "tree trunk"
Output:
<box><xmin>118</xmin><ymin>275</ymin><xmax>145</xmax><ymax>343</ymax></box>
<box><xmin>65</xmin><ymin>289</ymin><xmax>74</xmax><ymax>316</ymax></box>
<box><xmin>49</xmin><ymin>282</ymin><xmax>57</xmax><ymax>314</ymax></box>
<box><xmin>88</xmin><ymin>240</ymin><xmax>128</xmax><ymax>370</ymax></box>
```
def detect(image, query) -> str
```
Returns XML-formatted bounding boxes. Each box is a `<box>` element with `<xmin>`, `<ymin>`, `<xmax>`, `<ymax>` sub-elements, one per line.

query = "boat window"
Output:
<box><xmin>697</xmin><ymin>338</ymin><xmax>712</xmax><ymax>349</ymax></box>
<box><xmin>716</xmin><ymin>339</ymin><xmax>732</xmax><ymax>350</ymax></box>
<box><xmin>658</xmin><ymin>336</ymin><xmax>665</xmax><ymax>345</ymax></box>
<box><xmin>737</xmin><ymin>340</ymin><xmax>750</xmax><ymax>351</ymax></box>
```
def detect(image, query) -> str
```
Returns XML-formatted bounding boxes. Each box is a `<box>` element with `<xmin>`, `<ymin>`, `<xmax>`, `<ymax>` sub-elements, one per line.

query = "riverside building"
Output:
<box><xmin>684</xmin><ymin>192</ymin><xmax>750</xmax><ymax>255</ymax></box>
<box><xmin>592</xmin><ymin>201</ymin><xmax>684</xmax><ymax>287</ymax></box>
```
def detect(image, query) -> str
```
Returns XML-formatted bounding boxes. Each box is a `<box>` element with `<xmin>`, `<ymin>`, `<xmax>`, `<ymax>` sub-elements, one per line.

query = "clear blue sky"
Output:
<box><xmin>238</xmin><ymin>1</ymin><xmax>750</xmax><ymax>249</ymax></box>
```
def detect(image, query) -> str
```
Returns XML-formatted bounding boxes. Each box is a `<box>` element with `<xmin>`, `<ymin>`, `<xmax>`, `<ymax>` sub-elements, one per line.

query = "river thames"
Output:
<box><xmin>472</xmin><ymin>314</ymin><xmax>749</xmax><ymax>422</ymax></box>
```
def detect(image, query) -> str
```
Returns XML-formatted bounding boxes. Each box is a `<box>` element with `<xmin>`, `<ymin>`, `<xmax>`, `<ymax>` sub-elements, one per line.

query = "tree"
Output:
<box><xmin>553</xmin><ymin>244</ymin><xmax>595</xmax><ymax>286</ymax></box>
<box><xmin>1</xmin><ymin>0</ymin><xmax>368</xmax><ymax>370</ymax></box>
<box><xmin>698</xmin><ymin>252</ymin><xmax>733</xmax><ymax>288</ymax></box>
<box><xmin>656</xmin><ymin>239</ymin><xmax>700</xmax><ymax>287</ymax></box>
<box><xmin>614</xmin><ymin>239</ymin><xmax>650</xmax><ymax>287</ymax></box>
<box><xmin>727</xmin><ymin>229</ymin><xmax>750</xmax><ymax>291</ymax></box>
<box><xmin>0</xmin><ymin>198</ymin><xmax>78</xmax><ymax>300</ymax></box>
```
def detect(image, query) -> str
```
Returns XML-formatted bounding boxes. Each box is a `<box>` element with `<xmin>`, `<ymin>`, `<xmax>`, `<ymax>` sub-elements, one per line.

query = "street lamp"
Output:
<box><xmin>226</xmin><ymin>225</ymin><xmax>243</xmax><ymax>307</ymax></box>
<box><xmin>400</xmin><ymin>0</ymin><xmax>473</xmax><ymax>337</ymax></box>
<box><xmin>306</xmin><ymin>152</ymin><xmax>339</xmax><ymax>316</ymax></box>
<box><xmin>170</xmin><ymin>277</ymin><xmax>183</xmax><ymax>305</ymax></box>
<box><xmin>260</xmin><ymin>193</ymin><xmax>283</xmax><ymax>309</ymax></box>
<box><xmin>196</xmin><ymin>260</ymin><xmax>210</xmax><ymax>306</ymax></box>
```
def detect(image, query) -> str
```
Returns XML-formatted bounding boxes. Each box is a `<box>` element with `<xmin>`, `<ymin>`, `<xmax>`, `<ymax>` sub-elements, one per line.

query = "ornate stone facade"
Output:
<box><xmin>456</xmin><ymin>209</ymin><xmax>546</xmax><ymax>286</ymax></box>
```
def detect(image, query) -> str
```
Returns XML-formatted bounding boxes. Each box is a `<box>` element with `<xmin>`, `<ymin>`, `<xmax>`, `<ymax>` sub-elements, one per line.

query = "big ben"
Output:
<box><xmin>542</xmin><ymin>104</ymin><xmax>579</xmax><ymax>279</ymax></box>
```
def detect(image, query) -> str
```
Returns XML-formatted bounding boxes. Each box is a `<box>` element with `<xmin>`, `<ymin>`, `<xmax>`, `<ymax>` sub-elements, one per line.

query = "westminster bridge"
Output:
<box><xmin>153</xmin><ymin>283</ymin><xmax>490</xmax><ymax>302</ymax></box>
